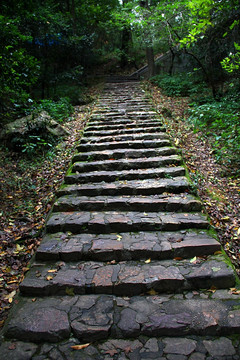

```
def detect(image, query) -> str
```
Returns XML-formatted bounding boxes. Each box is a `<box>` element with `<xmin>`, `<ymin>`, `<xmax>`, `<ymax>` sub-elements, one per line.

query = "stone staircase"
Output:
<box><xmin>1</xmin><ymin>81</ymin><xmax>240</xmax><ymax>359</ymax></box>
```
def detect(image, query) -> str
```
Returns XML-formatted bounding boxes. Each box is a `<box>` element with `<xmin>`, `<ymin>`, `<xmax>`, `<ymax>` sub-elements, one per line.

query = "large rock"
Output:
<box><xmin>0</xmin><ymin>111</ymin><xmax>70</xmax><ymax>147</ymax></box>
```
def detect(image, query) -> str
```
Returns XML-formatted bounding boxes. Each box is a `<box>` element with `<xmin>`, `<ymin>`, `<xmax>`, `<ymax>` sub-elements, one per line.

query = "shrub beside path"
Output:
<box><xmin>1</xmin><ymin>81</ymin><xmax>240</xmax><ymax>359</ymax></box>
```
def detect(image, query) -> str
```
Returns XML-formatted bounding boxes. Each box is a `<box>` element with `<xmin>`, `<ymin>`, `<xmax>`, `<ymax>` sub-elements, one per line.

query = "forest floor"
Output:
<box><xmin>0</xmin><ymin>81</ymin><xmax>239</xmax><ymax>329</ymax></box>
<box><xmin>149</xmin><ymin>83</ymin><xmax>240</xmax><ymax>277</ymax></box>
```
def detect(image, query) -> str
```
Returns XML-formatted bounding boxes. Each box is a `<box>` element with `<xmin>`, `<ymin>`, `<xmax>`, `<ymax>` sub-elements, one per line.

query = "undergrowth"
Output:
<box><xmin>150</xmin><ymin>72</ymin><xmax>207</xmax><ymax>97</ymax></box>
<box><xmin>151</xmin><ymin>73</ymin><xmax>240</xmax><ymax>175</ymax></box>
<box><xmin>31</xmin><ymin>97</ymin><xmax>74</xmax><ymax>123</ymax></box>
<box><xmin>188</xmin><ymin>95</ymin><xmax>240</xmax><ymax>170</ymax></box>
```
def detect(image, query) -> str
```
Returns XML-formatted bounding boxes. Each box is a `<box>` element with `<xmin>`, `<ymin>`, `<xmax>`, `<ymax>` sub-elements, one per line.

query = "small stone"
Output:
<box><xmin>144</xmin><ymin>338</ymin><xmax>159</xmax><ymax>352</ymax></box>
<box><xmin>5</xmin><ymin>306</ymin><xmax>70</xmax><ymax>342</ymax></box>
<box><xmin>0</xmin><ymin>341</ymin><xmax>38</xmax><ymax>360</ymax></box>
<box><xmin>118</xmin><ymin>308</ymin><xmax>140</xmax><ymax>336</ymax></box>
<box><xmin>189</xmin><ymin>353</ymin><xmax>206</xmax><ymax>360</ymax></box>
<box><xmin>166</xmin><ymin>355</ymin><xmax>187</xmax><ymax>360</ymax></box>
<box><xmin>163</xmin><ymin>338</ymin><xmax>197</xmax><ymax>356</ymax></box>
<box><xmin>203</xmin><ymin>337</ymin><xmax>236</xmax><ymax>357</ymax></box>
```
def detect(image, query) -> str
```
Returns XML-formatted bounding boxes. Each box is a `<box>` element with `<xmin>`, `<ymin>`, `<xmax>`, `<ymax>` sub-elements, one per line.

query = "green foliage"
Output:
<box><xmin>0</xmin><ymin>15</ymin><xmax>40</xmax><ymax>122</ymax></box>
<box><xmin>221</xmin><ymin>43</ymin><xmax>240</xmax><ymax>74</ymax></box>
<box><xmin>22</xmin><ymin>135</ymin><xmax>53</xmax><ymax>155</ymax></box>
<box><xmin>150</xmin><ymin>73</ymin><xmax>206</xmax><ymax>97</ymax></box>
<box><xmin>188</xmin><ymin>94</ymin><xmax>240</xmax><ymax>169</ymax></box>
<box><xmin>32</xmin><ymin>98</ymin><xmax>73</xmax><ymax>123</ymax></box>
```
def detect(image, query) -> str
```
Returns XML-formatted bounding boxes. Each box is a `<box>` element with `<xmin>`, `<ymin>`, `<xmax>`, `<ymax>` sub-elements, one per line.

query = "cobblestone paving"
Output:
<box><xmin>1</xmin><ymin>81</ymin><xmax>240</xmax><ymax>359</ymax></box>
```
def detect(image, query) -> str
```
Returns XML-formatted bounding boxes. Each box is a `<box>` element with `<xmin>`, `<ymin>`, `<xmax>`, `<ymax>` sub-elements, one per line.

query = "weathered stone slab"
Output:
<box><xmin>1</xmin><ymin>335</ymin><xmax>240</xmax><ymax>360</ymax></box>
<box><xmin>77</xmin><ymin>139</ymin><xmax>171</xmax><ymax>151</ymax></box>
<box><xmin>80</xmin><ymin>132</ymin><xmax>169</xmax><ymax>144</ymax></box>
<box><xmin>57</xmin><ymin>177</ymin><xmax>190</xmax><ymax>197</ymax></box>
<box><xmin>4</xmin><ymin>294</ymin><xmax>240</xmax><ymax>344</ymax></box>
<box><xmin>19</xmin><ymin>256</ymin><xmax>235</xmax><ymax>296</ymax></box>
<box><xmin>46</xmin><ymin>211</ymin><xmax>209</xmax><ymax>234</ymax></box>
<box><xmin>72</xmin><ymin>146</ymin><xmax>176</xmax><ymax>162</ymax></box>
<box><xmin>86</xmin><ymin>120</ymin><xmax>163</xmax><ymax>131</ymax></box>
<box><xmin>84</xmin><ymin>126</ymin><xmax>166</xmax><ymax>138</ymax></box>
<box><xmin>36</xmin><ymin>230</ymin><xmax>221</xmax><ymax>262</ymax></box>
<box><xmin>72</xmin><ymin>155</ymin><xmax>182</xmax><ymax>172</ymax></box>
<box><xmin>53</xmin><ymin>194</ymin><xmax>202</xmax><ymax>213</ymax></box>
<box><xmin>65</xmin><ymin>166</ymin><xmax>185</xmax><ymax>184</ymax></box>
<box><xmin>5</xmin><ymin>297</ymin><xmax>71</xmax><ymax>342</ymax></box>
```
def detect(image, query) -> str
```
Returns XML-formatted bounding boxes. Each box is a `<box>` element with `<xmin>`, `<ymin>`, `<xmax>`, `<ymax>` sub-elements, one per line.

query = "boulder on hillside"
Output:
<box><xmin>0</xmin><ymin>111</ymin><xmax>70</xmax><ymax>149</ymax></box>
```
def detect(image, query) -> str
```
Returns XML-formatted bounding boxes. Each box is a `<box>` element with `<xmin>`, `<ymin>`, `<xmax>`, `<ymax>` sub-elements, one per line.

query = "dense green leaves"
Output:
<box><xmin>188</xmin><ymin>97</ymin><xmax>240</xmax><ymax>168</ymax></box>
<box><xmin>1</xmin><ymin>0</ymin><xmax>239</xmax><ymax>123</ymax></box>
<box><xmin>150</xmin><ymin>73</ymin><xmax>206</xmax><ymax>97</ymax></box>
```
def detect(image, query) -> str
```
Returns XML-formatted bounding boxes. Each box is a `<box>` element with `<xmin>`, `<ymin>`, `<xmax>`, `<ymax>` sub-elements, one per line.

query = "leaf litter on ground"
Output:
<box><xmin>0</xmin><ymin>95</ymin><xmax>96</xmax><ymax>328</ymax></box>
<box><xmin>149</xmin><ymin>83</ymin><xmax>240</xmax><ymax>276</ymax></box>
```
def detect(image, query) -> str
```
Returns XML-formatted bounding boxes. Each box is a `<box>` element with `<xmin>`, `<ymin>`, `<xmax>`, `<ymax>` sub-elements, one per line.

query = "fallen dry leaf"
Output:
<box><xmin>105</xmin><ymin>349</ymin><xmax>118</xmax><ymax>356</ymax></box>
<box><xmin>71</xmin><ymin>343</ymin><xmax>90</xmax><ymax>350</ymax></box>
<box><xmin>230</xmin><ymin>288</ymin><xmax>240</xmax><ymax>295</ymax></box>
<box><xmin>190</xmin><ymin>256</ymin><xmax>197</xmax><ymax>263</ymax></box>
<box><xmin>147</xmin><ymin>288</ymin><xmax>158</xmax><ymax>295</ymax></box>
<box><xmin>207</xmin><ymin>285</ymin><xmax>217</xmax><ymax>293</ymax></box>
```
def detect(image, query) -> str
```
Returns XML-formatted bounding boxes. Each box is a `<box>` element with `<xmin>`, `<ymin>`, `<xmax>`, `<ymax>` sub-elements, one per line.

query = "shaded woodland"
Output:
<box><xmin>0</xmin><ymin>0</ymin><xmax>240</xmax><ymax>328</ymax></box>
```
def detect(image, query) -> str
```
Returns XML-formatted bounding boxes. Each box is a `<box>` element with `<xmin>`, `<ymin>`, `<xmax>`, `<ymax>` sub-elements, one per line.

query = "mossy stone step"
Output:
<box><xmin>4</xmin><ymin>293</ymin><xmax>240</xmax><ymax>344</ymax></box>
<box><xmin>80</xmin><ymin>132</ymin><xmax>169</xmax><ymax>144</ymax></box>
<box><xmin>19</xmin><ymin>256</ymin><xmax>235</xmax><ymax>296</ymax></box>
<box><xmin>77</xmin><ymin>139</ymin><xmax>171</xmax><ymax>152</ymax></box>
<box><xmin>36</xmin><ymin>230</ymin><xmax>221</xmax><ymax>262</ymax></box>
<box><xmin>46</xmin><ymin>211</ymin><xmax>209</xmax><ymax>234</ymax></box>
<box><xmin>71</xmin><ymin>155</ymin><xmax>182</xmax><ymax>172</ymax></box>
<box><xmin>84</xmin><ymin>126</ymin><xmax>166</xmax><ymax>137</ymax></box>
<box><xmin>72</xmin><ymin>147</ymin><xmax>177</xmax><ymax>162</ymax></box>
<box><xmin>88</xmin><ymin>118</ymin><xmax>160</xmax><ymax>126</ymax></box>
<box><xmin>86</xmin><ymin>120</ymin><xmax>162</xmax><ymax>130</ymax></box>
<box><xmin>65</xmin><ymin>166</ymin><xmax>185</xmax><ymax>184</ymax></box>
<box><xmin>1</xmin><ymin>335</ymin><xmax>238</xmax><ymax>359</ymax></box>
<box><xmin>57</xmin><ymin>177</ymin><xmax>190</xmax><ymax>197</ymax></box>
<box><xmin>53</xmin><ymin>194</ymin><xmax>202</xmax><ymax>213</ymax></box>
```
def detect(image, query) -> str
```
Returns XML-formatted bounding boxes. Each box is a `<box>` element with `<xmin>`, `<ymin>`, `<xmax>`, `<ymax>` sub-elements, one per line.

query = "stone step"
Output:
<box><xmin>80</xmin><ymin>132</ymin><xmax>168</xmax><ymax>144</ymax></box>
<box><xmin>77</xmin><ymin>139</ymin><xmax>171</xmax><ymax>152</ymax></box>
<box><xmin>36</xmin><ymin>230</ymin><xmax>221</xmax><ymax>262</ymax></box>
<box><xmin>2</xmin><ymin>335</ymin><xmax>239</xmax><ymax>359</ymax></box>
<box><xmin>65</xmin><ymin>166</ymin><xmax>185</xmax><ymax>184</ymax></box>
<box><xmin>57</xmin><ymin>177</ymin><xmax>190</xmax><ymax>197</ymax></box>
<box><xmin>53</xmin><ymin>194</ymin><xmax>202</xmax><ymax>213</ymax></box>
<box><xmin>46</xmin><ymin>211</ymin><xmax>209</xmax><ymax>234</ymax></box>
<box><xmin>4</xmin><ymin>292</ymin><xmax>240</xmax><ymax>344</ymax></box>
<box><xmin>71</xmin><ymin>155</ymin><xmax>182</xmax><ymax>172</ymax></box>
<box><xmin>86</xmin><ymin>120</ymin><xmax>163</xmax><ymax>130</ymax></box>
<box><xmin>127</xmin><ymin>111</ymin><xmax>157</xmax><ymax>119</ymax></box>
<box><xmin>88</xmin><ymin>118</ymin><xmax>159</xmax><ymax>126</ymax></box>
<box><xmin>19</xmin><ymin>255</ymin><xmax>235</xmax><ymax>297</ymax></box>
<box><xmin>83</xmin><ymin>126</ymin><xmax>166</xmax><ymax>137</ymax></box>
<box><xmin>72</xmin><ymin>147</ymin><xmax>177</xmax><ymax>162</ymax></box>
<box><xmin>2</xmin><ymin>75</ymin><xmax>240</xmax><ymax>360</ymax></box>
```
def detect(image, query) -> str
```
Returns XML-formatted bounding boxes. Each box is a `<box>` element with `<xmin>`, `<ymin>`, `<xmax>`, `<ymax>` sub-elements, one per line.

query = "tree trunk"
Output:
<box><xmin>169</xmin><ymin>47</ymin><xmax>175</xmax><ymax>75</ymax></box>
<box><xmin>140</xmin><ymin>0</ymin><xmax>155</xmax><ymax>77</ymax></box>
<box><xmin>120</xmin><ymin>0</ymin><xmax>132</xmax><ymax>68</ymax></box>
<box><xmin>71</xmin><ymin>0</ymin><xmax>76</xmax><ymax>34</ymax></box>
<box><xmin>146</xmin><ymin>46</ymin><xmax>155</xmax><ymax>77</ymax></box>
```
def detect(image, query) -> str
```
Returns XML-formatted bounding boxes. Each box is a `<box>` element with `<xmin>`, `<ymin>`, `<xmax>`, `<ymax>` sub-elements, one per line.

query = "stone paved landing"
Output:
<box><xmin>1</xmin><ymin>81</ymin><xmax>240</xmax><ymax>359</ymax></box>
